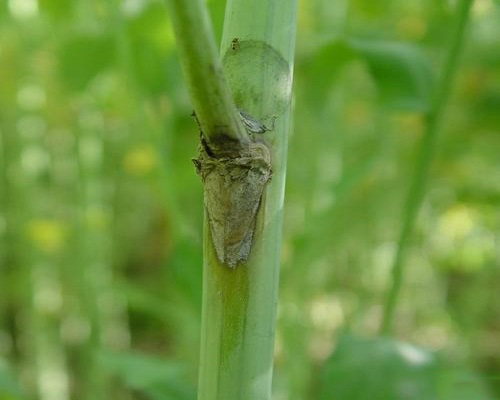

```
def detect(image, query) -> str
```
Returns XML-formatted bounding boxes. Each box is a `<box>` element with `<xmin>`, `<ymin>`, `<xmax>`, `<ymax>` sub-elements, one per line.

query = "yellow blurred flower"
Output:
<box><xmin>123</xmin><ymin>145</ymin><xmax>156</xmax><ymax>176</ymax></box>
<box><xmin>435</xmin><ymin>204</ymin><xmax>494</xmax><ymax>272</ymax></box>
<box><xmin>396</xmin><ymin>16</ymin><xmax>427</xmax><ymax>40</ymax></box>
<box><xmin>472</xmin><ymin>0</ymin><xmax>494</xmax><ymax>17</ymax></box>
<box><xmin>26</xmin><ymin>219</ymin><xmax>66</xmax><ymax>254</ymax></box>
<box><xmin>461</xmin><ymin>68</ymin><xmax>487</xmax><ymax>97</ymax></box>
<box><xmin>438</xmin><ymin>204</ymin><xmax>474</xmax><ymax>241</ymax></box>
<box><xmin>344</xmin><ymin>101</ymin><xmax>373</xmax><ymax>129</ymax></box>
<box><xmin>392</xmin><ymin>113</ymin><xmax>425</xmax><ymax>136</ymax></box>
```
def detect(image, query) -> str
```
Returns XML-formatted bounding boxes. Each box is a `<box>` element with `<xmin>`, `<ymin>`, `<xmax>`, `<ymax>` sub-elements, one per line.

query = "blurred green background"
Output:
<box><xmin>0</xmin><ymin>0</ymin><xmax>499</xmax><ymax>399</ymax></box>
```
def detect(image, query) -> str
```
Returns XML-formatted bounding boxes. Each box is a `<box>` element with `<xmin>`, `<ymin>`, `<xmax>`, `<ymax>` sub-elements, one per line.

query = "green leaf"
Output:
<box><xmin>0</xmin><ymin>2</ymin><xmax>7</xmax><ymax>19</ymax></box>
<box><xmin>0</xmin><ymin>359</ymin><xmax>23</xmax><ymax>400</ymax></box>
<box><xmin>38</xmin><ymin>0</ymin><xmax>73</xmax><ymax>20</ymax></box>
<box><xmin>301</xmin><ymin>39</ymin><xmax>433</xmax><ymax>111</ymax></box>
<box><xmin>99</xmin><ymin>351</ymin><xmax>195</xmax><ymax>400</ymax></box>
<box><xmin>350</xmin><ymin>40</ymin><xmax>434</xmax><ymax>111</ymax></box>
<box><xmin>125</xmin><ymin>2</ymin><xmax>172</xmax><ymax>96</ymax></box>
<box><xmin>351</xmin><ymin>0</ymin><xmax>395</xmax><ymax>17</ymax></box>
<box><xmin>59</xmin><ymin>34</ymin><xmax>116</xmax><ymax>91</ymax></box>
<box><xmin>301</xmin><ymin>40</ymin><xmax>356</xmax><ymax>105</ymax></box>
<box><xmin>316</xmin><ymin>335</ymin><xmax>492</xmax><ymax>400</ymax></box>
<box><xmin>437</xmin><ymin>366</ymin><xmax>491</xmax><ymax>400</ymax></box>
<box><xmin>317</xmin><ymin>335</ymin><xmax>438</xmax><ymax>400</ymax></box>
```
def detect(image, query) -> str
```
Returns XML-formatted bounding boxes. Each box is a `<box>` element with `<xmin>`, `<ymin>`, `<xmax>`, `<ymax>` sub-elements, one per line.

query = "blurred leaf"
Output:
<box><xmin>350</xmin><ymin>40</ymin><xmax>434</xmax><ymax>111</ymax></box>
<box><xmin>0</xmin><ymin>359</ymin><xmax>23</xmax><ymax>400</ymax></box>
<box><xmin>437</xmin><ymin>366</ymin><xmax>491</xmax><ymax>400</ymax></box>
<box><xmin>126</xmin><ymin>2</ymin><xmax>171</xmax><ymax>96</ymax></box>
<box><xmin>351</xmin><ymin>0</ymin><xmax>394</xmax><ymax>17</ymax></box>
<box><xmin>316</xmin><ymin>335</ymin><xmax>491</xmax><ymax>400</ymax></box>
<box><xmin>38</xmin><ymin>0</ymin><xmax>73</xmax><ymax>20</ymax></box>
<box><xmin>100</xmin><ymin>351</ymin><xmax>195</xmax><ymax>400</ymax></box>
<box><xmin>301</xmin><ymin>40</ymin><xmax>356</xmax><ymax>105</ymax></box>
<box><xmin>121</xmin><ymin>280</ymin><xmax>172</xmax><ymax>322</ymax></box>
<box><xmin>0</xmin><ymin>2</ymin><xmax>7</xmax><ymax>19</ymax></box>
<box><xmin>302</xmin><ymin>39</ymin><xmax>433</xmax><ymax>111</ymax></box>
<box><xmin>317</xmin><ymin>335</ymin><xmax>438</xmax><ymax>400</ymax></box>
<box><xmin>60</xmin><ymin>34</ymin><xmax>116</xmax><ymax>91</ymax></box>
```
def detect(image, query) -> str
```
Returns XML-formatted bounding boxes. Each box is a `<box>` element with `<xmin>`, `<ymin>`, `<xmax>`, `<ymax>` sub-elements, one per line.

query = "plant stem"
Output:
<box><xmin>380</xmin><ymin>0</ymin><xmax>474</xmax><ymax>335</ymax></box>
<box><xmin>166</xmin><ymin>0</ymin><xmax>248</xmax><ymax>150</ymax></box>
<box><xmin>197</xmin><ymin>0</ymin><xmax>297</xmax><ymax>399</ymax></box>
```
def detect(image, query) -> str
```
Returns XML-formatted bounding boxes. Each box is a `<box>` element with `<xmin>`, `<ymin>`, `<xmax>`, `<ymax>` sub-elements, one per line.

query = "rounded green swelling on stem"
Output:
<box><xmin>223</xmin><ymin>39</ymin><xmax>292</xmax><ymax>120</ymax></box>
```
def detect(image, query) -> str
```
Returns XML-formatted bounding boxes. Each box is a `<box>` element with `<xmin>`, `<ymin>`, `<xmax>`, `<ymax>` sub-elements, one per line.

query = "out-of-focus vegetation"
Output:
<box><xmin>0</xmin><ymin>0</ymin><xmax>498</xmax><ymax>399</ymax></box>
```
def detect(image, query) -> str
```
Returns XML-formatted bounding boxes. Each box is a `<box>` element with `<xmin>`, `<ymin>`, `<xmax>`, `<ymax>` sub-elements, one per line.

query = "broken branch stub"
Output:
<box><xmin>194</xmin><ymin>140</ymin><xmax>272</xmax><ymax>268</ymax></box>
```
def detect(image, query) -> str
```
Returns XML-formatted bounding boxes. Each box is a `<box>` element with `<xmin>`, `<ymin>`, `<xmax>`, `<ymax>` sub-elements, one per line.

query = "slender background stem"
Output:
<box><xmin>380</xmin><ymin>0</ymin><xmax>475</xmax><ymax>334</ymax></box>
<box><xmin>165</xmin><ymin>0</ymin><xmax>248</xmax><ymax>147</ymax></box>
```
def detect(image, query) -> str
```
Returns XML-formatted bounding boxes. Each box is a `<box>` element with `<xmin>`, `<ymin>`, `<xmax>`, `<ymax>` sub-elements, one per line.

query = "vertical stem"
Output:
<box><xmin>72</xmin><ymin>126</ymin><xmax>109</xmax><ymax>400</ymax></box>
<box><xmin>0</xmin><ymin>115</ymin><xmax>19</xmax><ymax>373</ymax></box>
<box><xmin>0</xmin><ymin>119</ymin><xmax>7</xmax><ymax>339</ymax></box>
<box><xmin>197</xmin><ymin>1</ymin><xmax>297</xmax><ymax>399</ymax></box>
<box><xmin>380</xmin><ymin>0</ymin><xmax>474</xmax><ymax>334</ymax></box>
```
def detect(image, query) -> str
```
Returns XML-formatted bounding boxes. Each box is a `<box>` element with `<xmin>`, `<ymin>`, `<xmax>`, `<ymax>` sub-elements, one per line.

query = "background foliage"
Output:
<box><xmin>0</xmin><ymin>0</ymin><xmax>499</xmax><ymax>399</ymax></box>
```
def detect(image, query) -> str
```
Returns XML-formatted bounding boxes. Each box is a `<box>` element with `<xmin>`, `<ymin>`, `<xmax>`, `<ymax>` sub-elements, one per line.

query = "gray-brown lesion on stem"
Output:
<box><xmin>193</xmin><ymin>134</ymin><xmax>272</xmax><ymax>268</ymax></box>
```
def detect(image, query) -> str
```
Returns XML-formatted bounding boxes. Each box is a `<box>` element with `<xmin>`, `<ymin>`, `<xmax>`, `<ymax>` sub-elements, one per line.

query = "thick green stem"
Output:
<box><xmin>167</xmin><ymin>0</ymin><xmax>297</xmax><ymax>396</ymax></box>
<box><xmin>196</xmin><ymin>1</ymin><xmax>297</xmax><ymax>399</ymax></box>
<box><xmin>380</xmin><ymin>0</ymin><xmax>474</xmax><ymax>335</ymax></box>
<box><xmin>166</xmin><ymin>0</ymin><xmax>248</xmax><ymax>150</ymax></box>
